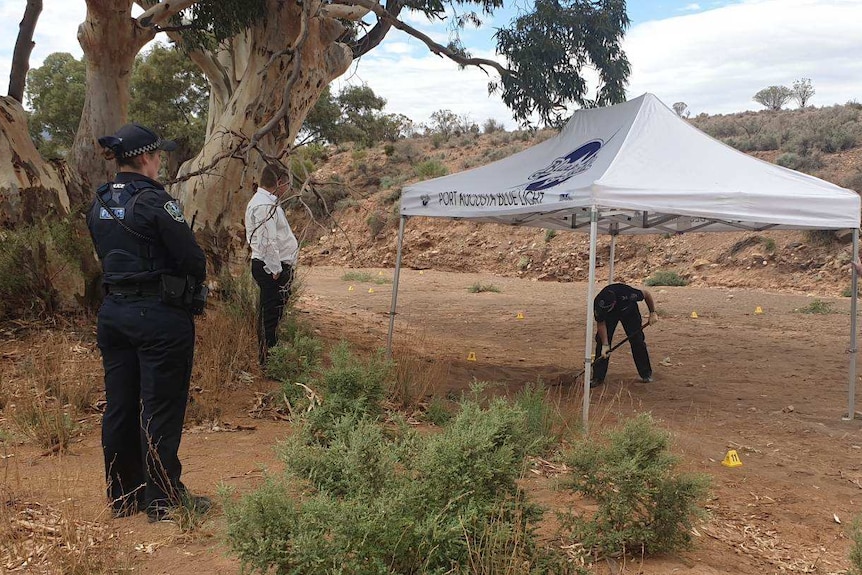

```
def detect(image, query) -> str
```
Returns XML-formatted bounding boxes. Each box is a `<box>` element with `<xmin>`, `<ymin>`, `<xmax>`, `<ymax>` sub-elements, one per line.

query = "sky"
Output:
<box><xmin>1</xmin><ymin>0</ymin><xmax>860</xmax><ymax>129</ymax></box>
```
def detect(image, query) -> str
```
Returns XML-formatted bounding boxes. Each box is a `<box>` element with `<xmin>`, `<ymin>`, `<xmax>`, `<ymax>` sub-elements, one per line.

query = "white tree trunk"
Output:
<box><xmin>69</xmin><ymin>0</ymin><xmax>154</xmax><ymax>189</ymax></box>
<box><xmin>0</xmin><ymin>96</ymin><xmax>74</xmax><ymax>226</ymax></box>
<box><xmin>171</xmin><ymin>0</ymin><xmax>353</xmax><ymax>272</ymax></box>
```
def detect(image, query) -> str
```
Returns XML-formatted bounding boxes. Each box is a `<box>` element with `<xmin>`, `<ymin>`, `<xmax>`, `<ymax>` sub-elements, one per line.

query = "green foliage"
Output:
<box><xmin>302</xmin><ymin>343</ymin><xmax>393</xmax><ymax>444</ymax></box>
<box><xmin>25</xmin><ymin>52</ymin><xmax>86</xmax><ymax>157</ymax></box>
<box><xmin>760</xmin><ymin>237</ymin><xmax>776</xmax><ymax>253</ymax></box>
<box><xmin>129</xmin><ymin>43</ymin><xmax>209</xmax><ymax>172</ymax></box>
<box><xmin>425</xmin><ymin>396</ymin><xmax>452</xmax><ymax>426</ymax></box>
<box><xmin>340</xmin><ymin>271</ymin><xmax>391</xmax><ymax>284</ymax></box>
<box><xmin>217</xmin><ymin>268</ymin><xmax>257</xmax><ymax>320</ymax></box>
<box><xmin>805</xmin><ymin>229</ymin><xmax>837</xmax><ymax>246</ymax></box>
<box><xmin>493</xmin><ymin>0</ymin><xmax>630</xmax><ymax>127</ymax></box>
<box><xmin>513</xmin><ymin>382</ymin><xmax>560</xmax><ymax>455</ymax></box>
<box><xmin>26</xmin><ymin>46</ymin><xmax>208</xmax><ymax>162</ymax></box>
<box><xmin>266</xmin><ymin>316</ymin><xmax>323</xmax><ymax>390</ymax></box>
<box><xmin>226</xmin><ymin>393</ymin><xmax>559</xmax><ymax>575</ymax></box>
<box><xmin>560</xmin><ymin>413</ymin><xmax>710</xmax><ymax>558</ymax></box>
<box><xmin>753</xmin><ymin>85</ymin><xmax>792</xmax><ymax>110</ymax></box>
<box><xmin>366</xmin><ymin>211</ymin><xmax>387</xmax><ymax>238</ymax></box>
<box><xmin>796</xmin><ymin>299</ymin><xmax>833</xmax><ymax>314</ymax></box>
<box><xmin>415</xmin><ymin>159</ymin><xmax>449</xmax><ymax>180</ymax></box>
<box><xmin>645</xmin><ymin>270</ymin><xmax>688</xmax><ymax>287</ymax></box>
<box><xmin>690</xmin><ymin>103</ymin><xmax>861</xmax><ymax>157</ymax></box>
<box><xmin>776</xmin><ymin>151</ymin><xmax>823</xmax><ymax>173</ymax></box>
<box><xmin>848</xmin><ymin>515</ymin><xmax>862</xmax><ymax>575</ymax></box>
<box><xmin>467</xmin><ymin>282</ymin><xmax>501</xmax><ymax>293</ymax></box>
<box><xmin>544</xmin><ymin>229</ymin><xmax>557</xmax><ymax>242</ymax></box>
<box><xmin>305</xmin><ymin>85</ymin><xmax>413</xmax><ymax>146</ymax></box>
<box><xmin>0</xmin><ymin>219</ymin><xmax>90</xmax><ymax>320</ymax></box>
<box><xmin>483</xmin><ymin>118</ymin><xmax>506</xmax><ymax>134</ymax></box>
<box><xmin>427</xmin><ymin>109</ymin><xmax>478</xmax><ymax>139</ymax></box>
<box><xmin>179</xmin><ymin>0</ymin><xmax>268</xmax><ymax>49</ymax></box>
<box><xmin>791</xmin><ymin>78</ymin><xmax>815</xmax><ymax>108</ymax></box>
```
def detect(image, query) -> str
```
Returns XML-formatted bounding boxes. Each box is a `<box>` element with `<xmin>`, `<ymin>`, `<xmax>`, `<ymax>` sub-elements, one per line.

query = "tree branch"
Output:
<box><xmin>8</xmin><ymin>0</ymin><xmax>42</xmax><ymax>103</ymax></box>
<box><xmin>249</xmin><ymin>0</ymin><xmax>312</xmax><ymax>147</ymax></box>
<box><xmin>350</xmin><ymin>0</ymin><xmax>402</xmax><ymax>59</ymax></box>
<box><xmin>333</xmin><ymin>0</ymin><xmax>509</xmax><ymax>76</ymax></box>
<box><xmin>136</xmin><ymin>0</ymin><xmax>198</xmax><ymax>29</ymax></box>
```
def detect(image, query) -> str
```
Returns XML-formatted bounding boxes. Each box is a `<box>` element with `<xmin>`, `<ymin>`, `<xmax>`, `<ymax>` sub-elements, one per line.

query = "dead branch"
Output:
<box><xmin>8</xmin><ymin>0</ymin><xmax>42</xmax><ymax>102</ymax></box>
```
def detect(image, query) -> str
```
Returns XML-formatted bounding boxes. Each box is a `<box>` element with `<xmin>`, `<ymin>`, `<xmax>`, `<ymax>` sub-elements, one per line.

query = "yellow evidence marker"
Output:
<box><xmin>348</xmin><ymin>285</ymin><xmax>354</xmax><ymax>292</ymax></box>
<box><xmin>467</xmin><ymin>351</ymin><xmax>477</xmax><ymax>362</ymax></box>
<box><xmin>516</xmin><ymin>312</ymin><xmax>525</xmax><ymax>320</ymax></box>
<box><xmin>368</xmin><ymin>288</ymin><xmax>375</xmax><ymax>293</ymax></box>
<box><xmin>690</xmin><ymin>311</ymin><xmax>699</xmax><ymax>319</ymax></box>
<box><xmin>721</xmin><ymin>450</ymin><xmax>743</xmax><ymax>468</ymax></box>
<box><xmin>755</xmin><ymin>306</ymin><xmax>763</xmax><ymax>314</ymax></box>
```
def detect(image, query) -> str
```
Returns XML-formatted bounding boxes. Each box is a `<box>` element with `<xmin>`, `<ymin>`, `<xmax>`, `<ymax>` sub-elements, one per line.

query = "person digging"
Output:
<box><xmin>590</xmin><ymin>283</ymin><xmax>658</xmax><ymax>388</ymax></box>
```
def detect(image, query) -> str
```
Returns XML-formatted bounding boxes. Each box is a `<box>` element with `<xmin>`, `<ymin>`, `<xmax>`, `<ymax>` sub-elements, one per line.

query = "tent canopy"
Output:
<box><xmin>400</xmin><ymin>93</ymin><xmax>860</xmax><ymax>234</ymax></box>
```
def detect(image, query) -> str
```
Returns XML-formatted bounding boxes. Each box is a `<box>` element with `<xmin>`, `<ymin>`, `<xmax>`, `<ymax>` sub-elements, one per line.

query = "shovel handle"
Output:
<box><xmin>571</xmin><ymin>322</ymin><xmax>650</xmax><ymax>381</ymax></box>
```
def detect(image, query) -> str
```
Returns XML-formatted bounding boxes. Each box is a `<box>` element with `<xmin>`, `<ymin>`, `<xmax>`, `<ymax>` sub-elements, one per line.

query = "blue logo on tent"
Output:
<box><xmin>525</xmin><ymin>140</ymin><xmax>603</xmax><ymax>191</ymax></box>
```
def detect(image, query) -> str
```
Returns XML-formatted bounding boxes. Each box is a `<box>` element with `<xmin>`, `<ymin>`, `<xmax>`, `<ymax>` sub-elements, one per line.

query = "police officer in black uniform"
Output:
<box><xmin>87</xmin><ymin>123</ymin><xmax>210</xmax><ymax>522</ymax></box>
<box><xmin>591</xmin><ymin>283</ymin><xmax>658</xmax><ymax>388</ymax></box>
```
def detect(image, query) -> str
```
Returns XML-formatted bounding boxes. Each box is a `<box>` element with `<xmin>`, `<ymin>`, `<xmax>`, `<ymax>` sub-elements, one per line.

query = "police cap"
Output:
<box><xmin>98</xmin><ymin>123</ymin><xmax>177</xmax><ymax>159</ymax></box>
<box><xmin>596</xmin><ymin>291</ymin><xmax>616</xmax><ymax>312</ymax></box>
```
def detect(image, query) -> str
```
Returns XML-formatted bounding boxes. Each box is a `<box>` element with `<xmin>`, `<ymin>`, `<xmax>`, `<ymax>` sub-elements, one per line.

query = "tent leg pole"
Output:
<box><xmin>386</xmin><ymin>216</ymin><xmax>407</xmax><ymax>359</ymax></box>
<box><xmin>583</xmin><ymin>207</ymin><xmax>599</xmax><ymax>433</ymax></box>
<box><xmin>845</xmin><ymin>228</ymin><xmax>859</xmax><ymax>421</ymax></box>
<box><xmin>609</xmin><ymin>234</ymin><xmax>616</xmax><ymax>283</ymax></box>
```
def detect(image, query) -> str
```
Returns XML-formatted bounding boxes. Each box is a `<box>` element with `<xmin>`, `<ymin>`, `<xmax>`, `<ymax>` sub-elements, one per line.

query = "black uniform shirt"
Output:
<box><xmin>594</xmin><ymin>283</ymin><xmax>644</xmax><ymax>323</ymax></box>
<box><xmin>88</xmin><ymin>172</ymin><xmax>206</xmax><ymax>284</ymax></box>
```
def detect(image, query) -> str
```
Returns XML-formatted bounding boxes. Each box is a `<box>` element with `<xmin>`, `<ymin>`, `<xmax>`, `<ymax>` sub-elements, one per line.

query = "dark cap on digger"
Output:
<box><xmin>596</xmin><ymin>291</ymin><xmax>616</xmax><ymax>311</ymax></box>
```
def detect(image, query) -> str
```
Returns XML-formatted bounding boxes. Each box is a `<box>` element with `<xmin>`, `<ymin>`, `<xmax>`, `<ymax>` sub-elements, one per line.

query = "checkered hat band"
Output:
<box><xmin>120</xmin><ymin>138</ymin><xmax>162</xmax><ymax>158</ymax></box>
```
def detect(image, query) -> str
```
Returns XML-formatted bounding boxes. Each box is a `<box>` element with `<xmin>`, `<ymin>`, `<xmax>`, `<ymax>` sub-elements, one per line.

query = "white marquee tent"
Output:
<box><xmin>387</xmin><ymin>93</ymin><xmax>861</xmax><ymax>426</ymax></box>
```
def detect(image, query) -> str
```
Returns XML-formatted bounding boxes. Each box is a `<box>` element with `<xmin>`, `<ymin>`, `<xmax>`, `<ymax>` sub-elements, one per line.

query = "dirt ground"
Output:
<box><xmin>5</xmin><ymin>265</ymin><xmax>862</xmax><ymax>574</ymax></box>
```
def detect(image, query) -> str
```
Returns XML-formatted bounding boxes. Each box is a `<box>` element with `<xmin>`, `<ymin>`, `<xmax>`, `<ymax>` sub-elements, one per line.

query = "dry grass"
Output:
<box><xmin>1</xmin><ymin>330</ymin><xmax>101</xmax><ymax>452</ymax></box>
<box><xmin>187</xmin><ymin>305</ymin><xmax>259</xmax><ymax>424</ymax></box>
<box><xmin>389</xmin><ymin>339</ymin><xmax>448</xmax><ymax>413</ymax></box>
<box><xmin>0</xmin><ymin>485</ymin><xmax>128</xmax><ymax>574</ymax></box>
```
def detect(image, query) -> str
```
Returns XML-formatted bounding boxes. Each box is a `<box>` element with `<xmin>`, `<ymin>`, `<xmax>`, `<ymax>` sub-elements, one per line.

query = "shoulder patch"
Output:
<box><xmin>164</xmin><ymin>200</ymin><xmax>186</xmax><ymax>223</ymax></box>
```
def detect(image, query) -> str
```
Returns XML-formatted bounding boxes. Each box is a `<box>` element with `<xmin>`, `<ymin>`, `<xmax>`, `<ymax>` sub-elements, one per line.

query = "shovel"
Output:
<box><xmin>569</xmin><ymin>322</ymin><xmax>650</xmax><ymax>384</ymax></box>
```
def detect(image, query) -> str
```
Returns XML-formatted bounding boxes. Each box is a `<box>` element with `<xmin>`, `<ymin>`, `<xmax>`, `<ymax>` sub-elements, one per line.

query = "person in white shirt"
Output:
<box><xmin>244</xmin><ymin>165</ymin><xmax>299</xmax><ymax>365</ymax></box>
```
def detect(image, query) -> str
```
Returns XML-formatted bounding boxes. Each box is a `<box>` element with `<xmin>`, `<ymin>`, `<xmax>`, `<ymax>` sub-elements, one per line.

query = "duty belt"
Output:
<box><xmin>107</xmin><ymin>282</ymin><xmax>161</xmax><ymax>296</ymax></box>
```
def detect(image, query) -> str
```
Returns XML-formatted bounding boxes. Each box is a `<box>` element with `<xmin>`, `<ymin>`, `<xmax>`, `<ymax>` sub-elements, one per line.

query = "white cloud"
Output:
<box><xmin>625</xmin><ymin>0</ymin><xmax>862</xmax><ymax>114</ymax></box>
<box><xmin>1</xmin><ymin>0</ymin><xmax>859</xmax><ymax>128</ymax></box>
<box><xmin>679</xmin><ymin>3</ymin><xmax>702</xmax><ymax>11</ymax></box>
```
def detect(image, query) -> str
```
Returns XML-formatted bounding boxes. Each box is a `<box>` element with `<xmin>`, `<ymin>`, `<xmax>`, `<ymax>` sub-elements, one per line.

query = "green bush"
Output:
<box><xmin>341</xmin><ymin>271</ymin><xmax>391</xmax><ymax>284</ymax></box>
<box><xmin>467</xmin><ymin>282</ymin><xmax>501</xmax><ymax>293</ymax></box>
<box><xmin>560</xmin><ymin>413</ymin><xmax>710</xmax><ymax>559</ymax></box>
<box><xmin>266</xmin><ymin>316</ymin><xmax>323</xmax><ymax>386</ymax></box>
<box><xmin>217</xmin><ymin>268</ymin><xmax>257</xmax><ymax>320</ymax></box>
<box><xmin>796</xmin><ymin>299</ymin><xmax>833</xmax><ymax>314</ymax></box>
<box><xmin>0</xmin><ymin>218</ymin><xmax>91</xmax><ymax>320</ymax></box>
<box><xmin>644</xmin><ymin>270</ymin><xmax>688</xmax><ymax>286</ymax></box>
<box><xmin>225</xmin><ymin>395</ymin><xmax>564</xmax><ymax>575</ymax></box>
<box><xmin>414</xmin><ymin>159</ymin><xmax>448</xmax><ymax>180</ymax></box>
<box><xmin>848</xmin><ymin>515</ymin><xmax>862</xmax><ymax>575</ymax></box>
<box><xmin>367</xmin><ymin>210</ymin><xmax>387</xmax><ymax>238</ymax></box>
<box><xmin>513</xmin><ymin>382</ymin><xmax>560</xmax><ymax>455</ymax></box>
<box><xmin>302</xmin><ymin>343</ymin><xmax>393</xmax><ymax>444</ymax></box>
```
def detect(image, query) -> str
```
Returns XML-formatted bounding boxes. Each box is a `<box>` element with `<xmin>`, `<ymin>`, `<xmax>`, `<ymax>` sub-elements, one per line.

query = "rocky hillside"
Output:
<box><xmin>294</xmin><ymin>108</ymin><xmax>862</xmax><ymax>296</ymax></box>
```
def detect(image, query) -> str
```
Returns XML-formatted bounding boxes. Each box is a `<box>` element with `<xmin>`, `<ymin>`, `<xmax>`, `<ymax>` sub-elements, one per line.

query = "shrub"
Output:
<box><xmin>645</xmin><ymin>270</ymin><xmax>688</xmax><ymax>286</ymax></box>
<box><xmin>425</xmin><ymin>395</ymin><xmax>452</xmax><ymax>425</ymax></box>
<box><xmin>545</xmin><ymin>229</ymin><xmax>557</xmax><ymax>242</ymax></box>
<box><xmin>560</xmin><ymin>413</ymin><xmax>710</xmax><ymax>559</ymax></box>
<box><xmin>775</xmin><ymin>151</ymin><xmax>823</xmax><ymax>173</ymax></box>
<box><xmin>483</xmin><ymin>118</ymin><xmax>505</xmax><ymax>134</ymax></box>
<box><xmin>513</xmin><ymin>381</ymin><xmax>560</xmax><ymax>454</ymax></box>
<box><xmin>217</xmin><ymin>267</ymin><xmax>257</xmax><ymax>320</ymax></box>
<box><xmin>467</xmin><ymin>282</ymin><xmax>501</xmax><ymax>293</ymax></box>
<box><xmin>849</xmin><ymin>515</ymin><xmax>862</xmax><ymax>575</ymax></box>
<box><xmin>266</xmin><ymin>315</ymin><xmax>324</xmax><ymax>406</ymax></box>
<box><xmin>414</xmin><ymin>159</ymin><xmax>448</xmax><ymax>180</ymax></box>
<box><xmin>796</xmin><ymin>299</ymin><xmax>833</xmax><ymax>314</ymax></box>
<box><xmin>367</xmin><ymin>210</ymin><xmax>387</xmax><ymax>238</ymax></box>
<box><xmin>341</xmin><ymin>271</ymin><xmax>390</xmax><ymax>284</ymax></box>
<box><xmin>225</xmin><ymin>395</ymin><xmax>561</xmax><ymax>575</ymax></box>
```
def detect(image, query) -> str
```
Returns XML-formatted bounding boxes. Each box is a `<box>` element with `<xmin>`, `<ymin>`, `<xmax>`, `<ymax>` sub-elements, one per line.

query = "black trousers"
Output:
<box><xmin>251</xmin><ymin>259</ymin><xmax>294</xmax><ymax>364</ymax></box>
<box><xmin>592</xmin><ymin>306</ymin><xmax>652</xmax><ymax>382</ymax></box>
<box><xmin>96</xmin><ymin>295</ymin><xmax>195</xmax><ymax>513</ymax></box>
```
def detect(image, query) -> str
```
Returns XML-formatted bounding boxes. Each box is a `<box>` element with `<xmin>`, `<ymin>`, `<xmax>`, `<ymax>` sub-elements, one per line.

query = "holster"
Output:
<box><xmin>159</xmin><ymin>274</ymin><xmax>193</xmax><ymax>309</ymax></box>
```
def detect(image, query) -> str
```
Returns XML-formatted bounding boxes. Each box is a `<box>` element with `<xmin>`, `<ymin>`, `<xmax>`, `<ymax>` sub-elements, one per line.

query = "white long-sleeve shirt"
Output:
<box><xmin>244</xmin><ymin>187</ymin><xmax>298</xmax><ymax>275</ymax></box>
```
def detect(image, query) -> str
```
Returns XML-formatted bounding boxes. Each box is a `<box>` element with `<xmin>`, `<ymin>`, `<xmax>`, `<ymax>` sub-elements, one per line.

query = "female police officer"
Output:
<box><xmin>87</xmin><ymin>123</ymin><xmax>209</xmax><ymax>522</ymax></box>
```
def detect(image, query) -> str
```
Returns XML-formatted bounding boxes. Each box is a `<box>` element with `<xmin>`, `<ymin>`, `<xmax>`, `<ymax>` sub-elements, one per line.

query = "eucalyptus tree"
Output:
<box><xmin>5</xmin><ymin>0</ymin><xmax>632</xmax><ymax>268</ymax></box>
